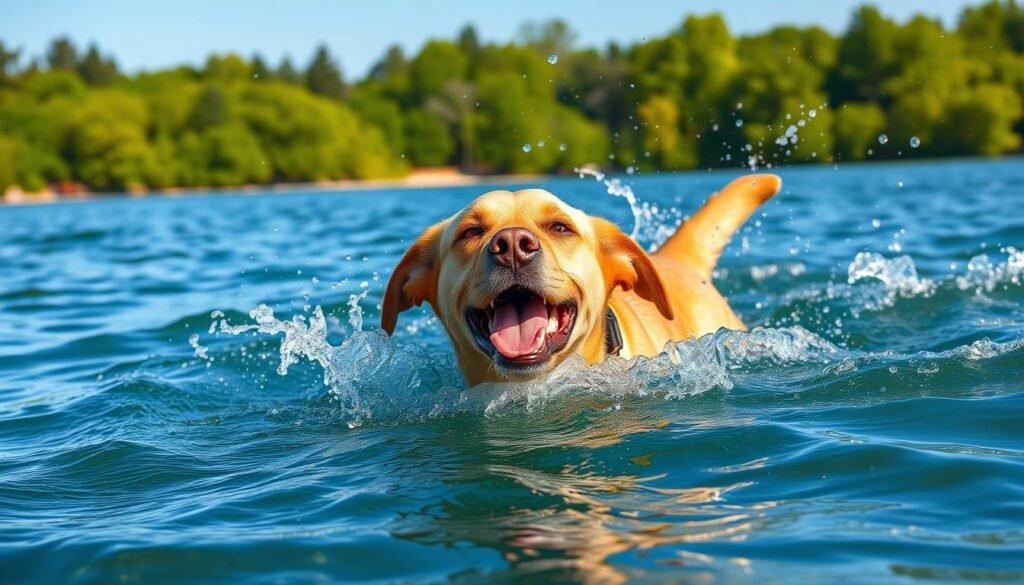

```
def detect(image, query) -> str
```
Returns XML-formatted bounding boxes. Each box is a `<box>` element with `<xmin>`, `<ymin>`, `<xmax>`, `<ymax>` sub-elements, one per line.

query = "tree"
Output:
<box><xmin>520</xmin><ymin>19</ymin><xmax>577</xmax><ymax>57</ymax></box>
<box><xmin>251</xmin><ymin>55</ymin><xmax>272</xmax><ymax>81</ymax></box>
<box><xmin>936</xmin><ymin>84</ymin><xmax>1022</xmax><ymax>155</ymax></box>
<box><xmin>78</xmin><ymin>44</ymin><xmax>119</xmax><ymax>86</ymax></box>
<box><xmin>828</xmin><ymin>6</ymin><xmax>899</xmax><ymax>104</ymax></box>
<box><xmin>959</xmin><ymin>0</ymin><xmax>1024</xmax><ymax>54</ymax></box>
<box><xmin>305</xmin><ymin>45</ymin><xmax>346</xmax><ymax>100</ymax></box>
<box><xmin>408</xmin><ymin>41</ymin><xmax>468</xmax><ymax>101</ymax></box>
<box><xmin>177</xmin><ymin>123</ymin><xmax>270</xmax><ymax>186</ymax></box>
<box><xmin>204</xmin><ymin>54</ymin><xmax>249</xmax><ymax>81</ymax></box>
<box><xmin>188</xmin><ymin>85</ymin><xmax>229</xmax><ymax>130</ymax></box>
<box><xmin>0</xmin><ymin>42</ymin><xmax>19</xmax><ymax>85</ymax></box>
<box><xmin>833</xmin><ymin>103</ymin><xmax>886</xmax><ymax>160</ymax></box>
<box><xmin>46</xmin><ymin>37</ymin><xmax>78</xmax><ymax>71</ymax></box>
<box><xmin>403</xmin><ymin>108</ymin><xmax>453</xmax><ymax>166</ymax></box>
<box><xmin>276</xmin><ymin>57</ymin><xmax>301</xmax><ymax>84</ymax></box>
<box><xmin>0</xmin><ymin>136</ymin><xmax>21</xmax><ymax>192</ymax></box>
<box><xmin>350</xmin><ymin>86</ymin><xmax>406</xmax><ymax>155</ymax></box>
<box><xmin>457</xmin><ymin>25</ymin><xmax>481</xmax><ymax>73</ymax></box>
<box><xmin>67</xmin><ymin>91</ymin><xmax>158</xmax><ymax>190</ymax></box>
<box><xmin>637</xmin><ymin>96</ymin><xmax>694</xmax><ymax>169</ymax></box>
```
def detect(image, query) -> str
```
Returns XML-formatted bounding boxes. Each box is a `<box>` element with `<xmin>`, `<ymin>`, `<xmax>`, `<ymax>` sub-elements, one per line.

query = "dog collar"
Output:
<box><xmin>605</xmin><ymin>308</ymin><xmax>623</xmax><ymax>356</ymax></box>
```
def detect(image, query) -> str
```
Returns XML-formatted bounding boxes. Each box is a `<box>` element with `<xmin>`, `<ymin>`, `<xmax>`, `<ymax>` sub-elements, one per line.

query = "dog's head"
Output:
<box><xmin>381</xmin><ymin>189</ymin><xmax>672</xmax><ymax>385</ymax></box>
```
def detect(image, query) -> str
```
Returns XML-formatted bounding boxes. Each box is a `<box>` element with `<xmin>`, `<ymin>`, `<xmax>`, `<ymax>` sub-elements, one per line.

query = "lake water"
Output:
<box><xmin>2</xmin><ymin>159</ymin><xmax>1023</xmax><ymax>583</ymax></box>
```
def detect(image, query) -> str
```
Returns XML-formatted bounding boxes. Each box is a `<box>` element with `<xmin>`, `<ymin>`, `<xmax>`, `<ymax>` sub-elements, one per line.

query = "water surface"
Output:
<box><xmin>2</xmin><ymin>159</ymin><xmax>1023</xmax><ymax>583</ymax></box>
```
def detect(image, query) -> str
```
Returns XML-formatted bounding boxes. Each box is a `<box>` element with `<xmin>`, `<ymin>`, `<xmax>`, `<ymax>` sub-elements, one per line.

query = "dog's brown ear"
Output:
<box><xmin>381</xmin><ymin>223</ymin><xmax>445</xmax><ymax>335</ymax></box>
<box><xmin>593</xmin><ymin>217</ymin><xmax>674</xmax><ymax>320</ymax></box>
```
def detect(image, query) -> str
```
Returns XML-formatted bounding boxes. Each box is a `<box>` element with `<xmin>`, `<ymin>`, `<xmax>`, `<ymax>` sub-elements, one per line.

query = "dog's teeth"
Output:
<box><xmin>547</xmin><ymin>316</ymin><xmax>558</xmax><ymax>333</ymax></box>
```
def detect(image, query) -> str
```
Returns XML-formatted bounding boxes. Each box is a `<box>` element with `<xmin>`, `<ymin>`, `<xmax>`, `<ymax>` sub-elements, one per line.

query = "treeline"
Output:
<box><xmin>1</xmin><ymin>2</ymin><xmax>1022</xmax><ymax>193</ymax></box>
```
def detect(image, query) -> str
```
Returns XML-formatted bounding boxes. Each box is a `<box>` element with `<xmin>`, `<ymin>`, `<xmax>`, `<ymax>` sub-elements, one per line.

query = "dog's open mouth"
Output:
<box><xmin>466</xmin><ymin>286</ymin><xmax>577</xmax><ymax>368</ymax></box>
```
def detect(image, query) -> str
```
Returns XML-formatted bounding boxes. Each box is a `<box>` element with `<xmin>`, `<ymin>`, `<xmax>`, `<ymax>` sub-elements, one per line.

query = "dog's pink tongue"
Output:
<box><xmin>489</xmin><ymin>297</ymin><xmax>548</xmax><ymax>358</ymax></box>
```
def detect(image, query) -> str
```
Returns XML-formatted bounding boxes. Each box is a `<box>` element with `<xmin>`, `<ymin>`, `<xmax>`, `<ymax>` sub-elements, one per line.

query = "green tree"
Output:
<box><xmin>937</xmin><ymin>84</ymin><xmax>1022</xmax><ymax>155</ymax></box>
<box><xmin>276</xmin><ymin>57</ymin><xmax>301</xmax><ymax>84</ymax></box>
<box><xmin>367</xmin><ymin>45</ymin><xmax>409</xmax><ymax>98</ymax></box>
<box><xmin>350</xmin><ymin>86</ymin><xmax>406</xmax><ymax>155</ymax></box>
<box><xmin>67</xmin><ymin>91</ymin><xmax>159</xmax><ymax>190</ymax></box>
<box><xmin>403</xmin><ymin>108</ymin><xmax>453</xmax><ymax>166</ymax></box>
<box><xmin>46</xmin><ymin>37</ymin><xmax>78</xmax><ymax>71</ymax></box>
<box><xmin>637</xmin><ymin>96</ymin><xmax>695</xmax><ymax>169</ymax></box>
<box><xmin>829</xmin><ymin>6</ymin><xmax>899</xmax><ymax>103</ymax></box>
<box><xmin>177</xmin><ymin>123</ymin><xmax>270</xmax><ymax>186</ymax></box>
<box><xmin>0</xmin><ymin>42</ymin><xmax>19</xmax><ymax>85</ymax></box>
<box><xmin>520</xmin><ymin>19</ymin><xmax>577</xmax><ymax>57</ymax></box>
<box><xmin>188</xmin><ymin>85</ymin><xmax>228</xmax><ymax>130</ymax></box>
<box><xmin>457</xmin><ymin>25</ymin><xmax>482</xmax><ymax>74</ymax></box>
<box><xmin>408</xmin><ymin>41</ymin><xmax>467</xmax><ymax>100</ymax></box>
<box><xmin>305</xmin><ymin>45</ymin><xmax>346</xmax><ymax>100</ymax></box>
<box><xmin>251</xmin><ymin>55</ymin><xmax>272</xmax><ymax>81</ymax></box>
<box><xmin>77</xmin><ymin>44</ymin><xmax>119</xmax><ymax>86</ymax></box>
<box><xmin>833</xmin><ymin>102</ymin><xmax>886</xmax><ymax>160</ymax></box>
<box><xmin>204</xmin><ymin>54</ymin><xmax>250</xmax><ymax>81</ymax></box>
<box><xmin>0</xmin><ymin>136</ymin><xmax>21</xmax><ymax>192</ymax></box>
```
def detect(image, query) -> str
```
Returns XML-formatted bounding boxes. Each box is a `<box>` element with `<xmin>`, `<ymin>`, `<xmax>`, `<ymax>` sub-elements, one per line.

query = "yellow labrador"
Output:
<box><xmin>382</xmin><ymin>174</ymin><xmax>781</xmax><ymax>386</ymax></box>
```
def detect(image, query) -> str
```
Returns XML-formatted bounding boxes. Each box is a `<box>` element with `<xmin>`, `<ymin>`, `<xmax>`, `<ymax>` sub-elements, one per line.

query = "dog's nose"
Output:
<box><xmin>489</xmin><ymin>227</ymin><xmax>540</xmax><ymax>269</ymax></box>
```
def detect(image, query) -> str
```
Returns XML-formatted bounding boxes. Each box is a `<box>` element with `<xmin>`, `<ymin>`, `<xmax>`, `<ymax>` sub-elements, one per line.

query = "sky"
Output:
<box><xmin>0</xmin><ymin>0</ymin><xmax>987</xmax><ymax>79</ymax></box>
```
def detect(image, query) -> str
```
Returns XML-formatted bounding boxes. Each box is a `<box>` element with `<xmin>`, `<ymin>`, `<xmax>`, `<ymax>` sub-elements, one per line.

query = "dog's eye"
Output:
<box><xmin>550</xmin><ymin>222</ymin><xmax>573</xmax><ymax>234</ymax></box>
<box><xmin>459</xmin><ymin>226</ymin><xmax>485</xmax><ymax>240</ymax></box>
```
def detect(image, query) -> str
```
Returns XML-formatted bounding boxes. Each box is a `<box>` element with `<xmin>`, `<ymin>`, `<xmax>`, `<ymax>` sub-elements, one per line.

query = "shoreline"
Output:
<box><xmin>4</xmin><ymin>156</ymin><xmax>1021</xmax><ymax>207</ymax></box>
<box><xmin>1</xmin><ymin>167</ymin><xmax>553</xmax><ymax>206</ymax></box>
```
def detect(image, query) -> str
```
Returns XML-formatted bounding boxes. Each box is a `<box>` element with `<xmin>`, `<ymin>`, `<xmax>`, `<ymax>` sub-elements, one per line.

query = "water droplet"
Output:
<box><xmin>897</xmin><ymin>180</ymin><xmax>904</xmax><ymax>188</ymax></box>
<box><xmin>789</xmin><ymin>246</ymin><xmax>800</xmax><ymax>255</ymax></box>
<box><xmin>909</xmin><ymin>136</ymin><xmax>921</xmax><ymax>148</ymax></box>
<box><xmin>537</xmin><ymin>140</ymin><xmax>545</xmax><ymax>148</ymax></box>
<box><xmin>878</xmin><ymin>134</ymin><xmax>889</xmax><ymax>145</ymax></box>
<box><xmin>558</xmin><ymin>143</ymin><xmax>567</xmax><ymax>152</ymax></box>
<box><xmin>522</xmin><ymin>144</ymin><xmax>532</xmax><ymax>153</ymax></box>
<box><xmin>712</xmin><ymin>124</ymin><xmax>719</xmax><ymax>131</ymax></box>
<box><xmin>808</xmin><ymin>109</ymin><xmax>817</xmax><ymax>118</ymax></box>
<box><xmin>735</xmin><ymin>119</ymin><xmax>744</xmax><ymax>128</ymax></box>
<box><xmin>736</xmin><ymin>102</ymin><xmax>743</xmax><ymax>110</ymax></box>
<box><xmin>872</xmin><ymin>218</ymin><xmax>881</xmax><ymax>228</ymax></box>
<box><xmin>547</xmin><ymin>54</ymin><xmax>558</xmax><ymax>64</ymax></box>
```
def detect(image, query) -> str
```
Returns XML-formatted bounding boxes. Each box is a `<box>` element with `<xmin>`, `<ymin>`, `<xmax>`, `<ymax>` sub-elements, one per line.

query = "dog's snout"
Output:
<box><xmin>489</xmin><ymin>227</ymin><xmax>540</xmax><ymax>268</ymax></box>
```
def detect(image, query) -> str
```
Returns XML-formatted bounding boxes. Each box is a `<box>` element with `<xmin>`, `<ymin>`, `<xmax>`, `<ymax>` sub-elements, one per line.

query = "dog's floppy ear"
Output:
<box><xmin>593</xmin><ymin>217</ymin><xmax>674</xmax><ymax>320</ymax></box>
<box><xmin>381</xmin><ymin>222</ymin><xmax>445</xmax><ymax>335</ymax></box>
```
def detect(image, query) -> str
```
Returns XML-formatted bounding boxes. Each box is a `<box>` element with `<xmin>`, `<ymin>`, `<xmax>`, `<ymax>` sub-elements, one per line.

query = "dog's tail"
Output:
<box><xmin>655</xmin><ymin>174</ymin><xmax>781</xmax><ymax>277</ymax></box>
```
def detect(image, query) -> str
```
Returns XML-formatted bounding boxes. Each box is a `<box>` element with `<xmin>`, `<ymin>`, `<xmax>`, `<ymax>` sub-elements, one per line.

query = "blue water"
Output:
<box><xmin>2</xmin><ymin>159</ymin><xmax>1023</xmax><ymax>583</ymax></box>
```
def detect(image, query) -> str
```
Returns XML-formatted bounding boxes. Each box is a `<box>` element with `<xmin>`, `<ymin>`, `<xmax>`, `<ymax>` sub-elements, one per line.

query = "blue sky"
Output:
<box><xmin>1</xmin><ymin>0</ymin><xmax>985</xmax><ymax>78</ymax></box>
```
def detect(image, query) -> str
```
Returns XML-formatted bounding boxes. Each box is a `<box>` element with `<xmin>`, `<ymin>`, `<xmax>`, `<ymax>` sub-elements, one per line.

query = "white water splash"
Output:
<box><xmin>188</xmin><ymin>334</ymin><xmax>209</xmax><ymax>360</ymax></box>
<box><xmin>347</xmin><ymin>282</ymin><xmax>371</xmax><ymax>332</ymax></box>
<box><xmin>955</xmin><ymin>247</ymin><xmax>1024</xmax><ymax>294</ymax></box>
<box><xmin>845</xmin><ymin>248</ymin><xmax>1024</xmax><ymax>310</ymax></box>
<box><xmin>574</xmin><ymin>166</ymin><xmax>682</xmax><ymax>251</ymax></box>
<box><xmin>848</xmin><ymin>252</ymin><xmax>936</xmax><ymax>309</ymax></box>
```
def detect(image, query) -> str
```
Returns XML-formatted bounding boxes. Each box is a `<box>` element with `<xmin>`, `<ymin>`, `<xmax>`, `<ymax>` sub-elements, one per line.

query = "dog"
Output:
<box><xmin>381</xmin><ymin>174</ymin><xmax>781</xmax><ymax>386</ymax></box>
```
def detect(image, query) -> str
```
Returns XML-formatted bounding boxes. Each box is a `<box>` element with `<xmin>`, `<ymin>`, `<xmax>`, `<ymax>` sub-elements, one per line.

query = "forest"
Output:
<box><xmin>0</xmin><ymin>2</ymin><xmax>1022</xmax><ymax>193</ymax></box>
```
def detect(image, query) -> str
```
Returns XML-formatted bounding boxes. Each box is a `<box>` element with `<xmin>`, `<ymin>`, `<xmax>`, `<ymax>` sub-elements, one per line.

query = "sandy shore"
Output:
<box><xmin>2</xmin><ymin>167</ymin><xmax>551</xmax><ymax>205</ymax></box>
